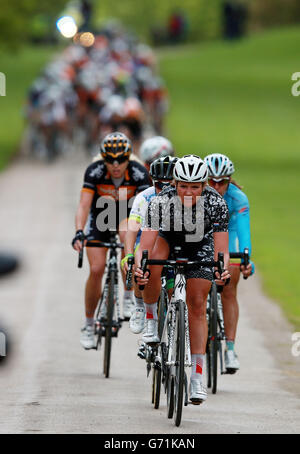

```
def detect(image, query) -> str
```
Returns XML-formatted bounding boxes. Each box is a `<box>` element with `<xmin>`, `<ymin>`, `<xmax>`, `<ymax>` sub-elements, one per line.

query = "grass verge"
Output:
<box><xmin>159</xmin><ymin>27</ymin><xmax>300</xmax><ymax>329</ymax></box>
<box><xmin>0</xmin><ymin>45</ymin><xmax>59</xmax><ymax>170</ymax></box>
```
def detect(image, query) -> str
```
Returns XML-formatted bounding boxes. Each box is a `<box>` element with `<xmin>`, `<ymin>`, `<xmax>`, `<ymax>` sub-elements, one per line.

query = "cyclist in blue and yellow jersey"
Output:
<box><xmin>72</xmin><ymin>132</ymin><xmax>151</xmax><ymax>350</ymax></box>
<box><xmin>204</xmin><ymin>153</ymin><xmax>255</xmax><ymax>374</ymax></box>
<box><xmin>122</xmin><ymin>153</ymin><xmax>178</xmax><ymax>335</ymax></box>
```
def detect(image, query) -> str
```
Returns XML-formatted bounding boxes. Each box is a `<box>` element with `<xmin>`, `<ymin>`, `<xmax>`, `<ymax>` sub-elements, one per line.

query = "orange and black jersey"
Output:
<box><xmin>82</xmin><ymin>159</ymin><xmax>151</xmax><ymax>226</ymax></box>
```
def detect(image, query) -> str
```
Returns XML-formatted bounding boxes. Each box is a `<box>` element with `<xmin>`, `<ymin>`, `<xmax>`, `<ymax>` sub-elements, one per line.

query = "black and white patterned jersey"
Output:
<box><xmin>144</xmin><ymin>184</ymin><xmax>229</xmax><ymax>254</ymax></box>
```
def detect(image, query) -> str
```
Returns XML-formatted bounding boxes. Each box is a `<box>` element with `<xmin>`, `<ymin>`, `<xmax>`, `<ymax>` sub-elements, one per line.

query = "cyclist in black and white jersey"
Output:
<box><xmin>135</xmin><ymin>155</ymin><xmax>230</xmax><ymax>403</ymax></box>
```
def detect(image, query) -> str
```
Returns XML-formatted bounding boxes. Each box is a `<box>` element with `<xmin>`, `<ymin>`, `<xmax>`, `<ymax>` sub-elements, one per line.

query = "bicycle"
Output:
<box><xmin>126</xmin><ymin>256</ymin><xmax>167</xmax><ymax>409</ymax></box>
<box><xmin>206</xmin><ymin>248</ymin><xmax>250</xmax><ymax>394</ymax></box>
<box><xmin>139</xmin><ymin>247</ymin><xmax>225</xmax><ymax>427</ymax></box>
<box><xmin>78</xmin><ymin>231</ymin><xmax>124</xmax><ymax>378</ymax></box>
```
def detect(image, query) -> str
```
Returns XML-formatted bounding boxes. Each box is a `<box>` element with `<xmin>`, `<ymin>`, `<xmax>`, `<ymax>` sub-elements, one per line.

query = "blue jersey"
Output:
<box><xmin>224</xmin><ymin>183</ymin><xmax>253</xmax><ymax>271</ymax></box>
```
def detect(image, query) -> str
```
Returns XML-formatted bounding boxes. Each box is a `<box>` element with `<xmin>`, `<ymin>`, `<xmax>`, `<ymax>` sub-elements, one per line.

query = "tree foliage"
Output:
<box><xmin>94</xmin><ymin>0</ymin><xmax>223</xmax><ymax>43</ymax></box>
<box><xmin>0</xmin><ymin>0</ymin><xmax>69</xmax><ymax>48</ymax></box>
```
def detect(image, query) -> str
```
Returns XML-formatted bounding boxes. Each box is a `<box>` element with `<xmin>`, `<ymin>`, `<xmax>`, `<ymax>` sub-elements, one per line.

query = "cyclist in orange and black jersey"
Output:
<box><xmin>72</xmin><ymin>132</ymin><xmax>151</xmax><ymax>350</ymax></box>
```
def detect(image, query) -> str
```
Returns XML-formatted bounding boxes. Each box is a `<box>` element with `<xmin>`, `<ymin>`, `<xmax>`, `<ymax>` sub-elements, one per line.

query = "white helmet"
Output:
<box><xmin>204</xmin><ymin>153</ymin><xmax>234</xmax><ymax>178</ymax></box>
<box><xmin>140</xmin><ymin>136</ymin><xmax>174</xmax><ymax>164</ymax></box>
<box><xmin>173</xmin><ymin>155</ymin><xmax>208</xmax><ymax>182</ymax></box>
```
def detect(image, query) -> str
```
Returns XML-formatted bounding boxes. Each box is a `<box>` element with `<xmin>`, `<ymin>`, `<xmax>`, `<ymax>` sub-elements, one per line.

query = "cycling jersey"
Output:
<box><xmin>129</xmin><ymin>185</ymin><xmax>156</xmax><ymax>243</ymax></box>
<box><xmin>82</xmin><ymin>159</ymin><xmax>151</xmax><ymax>241</ymax></box>
<box><xmin>144</xmin><ymin>185</ymin><xmax>229</xmax><ymax>280</ymax></box>
<box><xmin>224</xmin><ymin>183</ymin><xmax>254</xmax><ymax>272</ymax></box>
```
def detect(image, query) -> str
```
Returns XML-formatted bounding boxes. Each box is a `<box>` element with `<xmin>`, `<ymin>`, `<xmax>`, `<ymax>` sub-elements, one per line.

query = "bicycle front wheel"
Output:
<box><xmin>210</xmin><ymin>282</ymin><xmax>218</xmax><ymax>394</ymax></box>
<box><xmin>174</xmin><ymin>300</ymin><xmax>185</xmax><ymax>427</ymax></box>
<box><xmin>152</xmin><ymin>288</ymin><xmax>168</xmax><ymax>409</ymax></box>
<box><xmin>103</xmin><ymin>270</ymin><xmax>115</xmax><ymax>378</ymax></box>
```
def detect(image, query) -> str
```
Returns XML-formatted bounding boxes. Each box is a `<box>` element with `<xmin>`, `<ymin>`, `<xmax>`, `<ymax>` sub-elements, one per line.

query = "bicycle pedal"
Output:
<box><xmin>225</xmin><ymin>368</ymin><xmax>237</xmax><ymax>375</ymax></box>
<box><xmin>189</xmin><ymin>400</ymin><xmax>202</xmax><ymax>406</ymax></box>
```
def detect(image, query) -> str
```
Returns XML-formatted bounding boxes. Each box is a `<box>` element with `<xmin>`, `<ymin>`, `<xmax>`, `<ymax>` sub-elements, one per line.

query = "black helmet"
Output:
<box><xmin>149</xmin><ymin>156</ymin><xmax>178</xmax><ymax>181</ymax></box>
<box><xmin>100</xmin><ymin>132</ymin><xmax>132</xmax><ymax>161</ymax></box>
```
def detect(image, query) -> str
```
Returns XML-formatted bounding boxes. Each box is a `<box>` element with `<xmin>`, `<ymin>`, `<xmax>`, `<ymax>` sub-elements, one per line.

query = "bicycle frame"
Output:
<box><xmin>95</xmin><ymin>242</ymin><xmax>123</xmax><ymax>328</ymax></box>
<box><xmin>162</xmin><ymin>268</ymin><xmax>192</xmax><ymax>370</ymax></box>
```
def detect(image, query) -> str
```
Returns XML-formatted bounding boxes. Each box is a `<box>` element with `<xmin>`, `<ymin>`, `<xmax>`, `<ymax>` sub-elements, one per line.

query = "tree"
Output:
<box><xmin>0</xmin><ymin>0</ymin><xmax>69</xmax><ymax>48</ymax></box>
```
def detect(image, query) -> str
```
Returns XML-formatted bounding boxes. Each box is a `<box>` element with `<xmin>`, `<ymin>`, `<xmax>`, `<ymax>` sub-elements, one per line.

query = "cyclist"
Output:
<box><xmin>139</xmin><ymin>136</ymin><xmax>174</xmax><ymax>170</ymax></box>
<box><xmin>135</xmin><ymin>155</ymin><xmax>230</xmax><ymax>403</ymax></box>
<box><xmin>72</xmin><ymin>132</ymin><xmax>151</xmax><ymax>349</ymax></box>
<box><xmin>204</xmin><ymin>153</ymin><xmax>255</xmax><ymax>374</ymax></box>
<box><xmin>122</xmin><ymin>154</ymin><xmax>178</xmax><ymax>335</ymax></box>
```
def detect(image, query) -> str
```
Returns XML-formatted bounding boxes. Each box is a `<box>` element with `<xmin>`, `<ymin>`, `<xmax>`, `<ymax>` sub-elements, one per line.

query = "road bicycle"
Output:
<box><xmin>126</xmin><ymin>254</ymin><xmax>170</xmax><ymax>411</ymax></box>
<box><xmin>139</xmin><ymin>247</ymin><xmax>225</xmax><ymax>427</ymax></box>
<box><xmin>78</xmin><ymin>231</ymin><xmax>124</xmax><ymax>378</ymax></box>
<box><xmin>206</xmin><ymin>248</ymin><xmax>250</xmax><ymax>394</ymax></box>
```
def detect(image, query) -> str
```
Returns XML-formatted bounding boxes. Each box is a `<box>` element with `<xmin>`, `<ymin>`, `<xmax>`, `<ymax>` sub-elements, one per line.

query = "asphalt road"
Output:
<box><xmin>0</xmin><ymin>153</ymin><xmax>299</xmax><ymax>434</ymax></box>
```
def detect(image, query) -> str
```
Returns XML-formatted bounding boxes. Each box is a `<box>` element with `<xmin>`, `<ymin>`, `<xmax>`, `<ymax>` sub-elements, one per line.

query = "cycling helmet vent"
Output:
<box><xmin>101</xmin><ymin>132</ymin><xmax>132</xmax><ymax>159</ymax></box>
<box><xmin>204</xmin><ymin>153</ymin><xmax>235</xmax><ymax>178</ymax></box>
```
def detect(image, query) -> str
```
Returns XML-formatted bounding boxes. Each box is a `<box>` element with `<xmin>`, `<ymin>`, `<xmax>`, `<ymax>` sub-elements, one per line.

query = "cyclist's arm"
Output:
<box><xmin>123</xmin><ymin>218</ymin><xmax>141</xmax><ymax>271</ymax></box>
<box><xmin>235</xmin><ymin>194</ymin><xmax>254</xmax><ymax>275</ymax></box>
<box><xmin>135</xmin><ymin>228</ymin><xmax>158</xmax><ymax>269</ymax></box>
<box><xmin>235</xmin><ymin>197</ymin><xmax>252</xmax><ymax>256</ymax></box>
<box><xmin>211</xmin><ymin>193</ymin><xmax>230</xmax><ymax>283</ymax></box>
<box><xmin>214</xmin><ymin>231</ymin><xmax>230</xmax><ymax>270</ymax></box>
<box><xmin>75</xmin><ymin>190</ymin><xmax>93</xmax><ymax>232</ymax></box>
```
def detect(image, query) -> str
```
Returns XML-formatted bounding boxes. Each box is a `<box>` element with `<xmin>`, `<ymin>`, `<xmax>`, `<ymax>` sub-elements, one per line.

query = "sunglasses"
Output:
<box><xmin>104</xmin><ymin>155</ymin><xmax>128</xmax><ymax>164</ymax></box>
<box><xmin>154</xmin><ymin>181</ymin><xmax>171</xmax><ymax>190</ymax></box>
<box><xmin>208</xmin><ymin>178</ymin><xmax>230</xmax><ymax>185</ymax></box>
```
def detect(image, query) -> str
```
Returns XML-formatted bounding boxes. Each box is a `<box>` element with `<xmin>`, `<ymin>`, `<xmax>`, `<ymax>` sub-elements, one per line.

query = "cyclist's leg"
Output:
<box><xmin>221</xmin><ymin>265</ymin><xmax>240</xmax><ymax>342</ymax></box>
<box><xmin>85</xmin><ymin>246</ymin><xmax>107</xmax><ymax>319</ymax></box>
<box><xmin>221</xmin><ymin>264</ymin><xmax>241</xmax><ymax>371</ymax></box>
<box><xmin>186</xmin><ymin>278</ymin><xmax>211</xmax><ymax>354</ymax></box>
<box><xmin>118</xmin><ymin>217</ymin><xmax>137</xmax><ymax>319</ymax></box>
<box><xmin>186</xmin><ymin>277</ymin><xmax>211</xmax><ymax>402</ymax></box>
<box><xmin>118</xmin><ymin>217</ymin><xmax>129</xmax><ymax>288</ymax></box>
<box><xmin>142</xmin><ymin>236</ymin><xmax>169</xmax><ymax>343</ymax></box>
<box><xmin>143</xmin><ymin>235</ymin><xmax>169</xmax><ymax>304</ymax></box>
<box><xmin>80</xmin><ymin>245</ymin><xmax>107</xmax><ymax>349</ymax></box>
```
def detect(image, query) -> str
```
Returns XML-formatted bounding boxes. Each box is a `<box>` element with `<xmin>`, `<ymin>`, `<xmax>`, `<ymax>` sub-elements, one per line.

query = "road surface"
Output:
<box><xmin>0</xmin><ymin>152</ymin><xmax>299</xmax><ymax>434</ymax></box>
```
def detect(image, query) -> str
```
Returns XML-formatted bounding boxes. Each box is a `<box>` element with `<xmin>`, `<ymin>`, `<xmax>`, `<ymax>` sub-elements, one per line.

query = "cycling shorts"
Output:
<box><xmin>158</xmin><ymin>232</ymin><xmax>213</xmax><ymax>281</ymax></box>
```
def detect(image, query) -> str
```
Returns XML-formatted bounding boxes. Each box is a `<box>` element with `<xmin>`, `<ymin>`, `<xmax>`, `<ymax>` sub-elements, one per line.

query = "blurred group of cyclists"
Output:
<box><xmin>25</xmin><ymin>22</ymin><xmax>168</xmax><ymax>161</ymax></box>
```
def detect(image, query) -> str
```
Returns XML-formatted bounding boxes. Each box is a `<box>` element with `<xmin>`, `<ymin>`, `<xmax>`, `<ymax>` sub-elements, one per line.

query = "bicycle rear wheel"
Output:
<box><xmin>103</xmin><ymin>270</ymin><xmax>115</xmax><ymax>378</ymax></box>
<box><xmin>174</xmin><ymin>300</ymin><xmax>185</xmax><ymax>427</ymax></box>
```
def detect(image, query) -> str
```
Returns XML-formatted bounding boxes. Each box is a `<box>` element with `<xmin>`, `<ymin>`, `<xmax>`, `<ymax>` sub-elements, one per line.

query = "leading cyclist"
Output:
<box><xmin>135</xmin><ymin>155</ymin><xmax>230</xmax><ymax>403</ymax></box>
<box><xmin>204</xmin><ymin>153</ymin><xmax>255</xmax><ymax>374</ymax></box>
<box><xmin>72</xmin><ymin>132</ymin><xmax>151</xmax><ymax>349</ymax></box>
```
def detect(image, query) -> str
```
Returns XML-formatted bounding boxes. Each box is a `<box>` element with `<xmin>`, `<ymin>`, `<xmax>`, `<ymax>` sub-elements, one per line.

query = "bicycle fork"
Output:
<box><xmin>217</xmin><ymin>294</ymin><xmax>227</xmax><ymax>375</ymax></box>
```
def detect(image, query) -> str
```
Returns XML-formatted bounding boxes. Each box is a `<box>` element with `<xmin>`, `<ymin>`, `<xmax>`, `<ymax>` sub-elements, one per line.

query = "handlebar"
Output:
<box><xmin>76</xmin><ymin>235</ymin><xmax>124</xmax><ymax>268</ymax></box>
<box><xmin>230</xmin><ymin>248</ymin><xmax>250</xmax><ymax>280</ymax></box>
<box><xmin>125</xmin><ymin>256</ymin><xmax>135</xmax><ymax>290</ymax></box>
<box><xmin>137</xmin><ymin>249</ymin><xmax>226</xmax><ymax>288</ymax></box>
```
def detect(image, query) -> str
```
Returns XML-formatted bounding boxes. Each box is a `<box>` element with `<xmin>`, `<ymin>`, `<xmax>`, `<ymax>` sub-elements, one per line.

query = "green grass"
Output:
<box><xmin>159</xmin><ymin>27</ymin><xmax>300</xmax><ymax>329</ymax></box>
<box><xmin>0</xmin><ymin>45</ymin><xmax>59</xmax><ymax>170</ymax></box>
